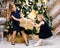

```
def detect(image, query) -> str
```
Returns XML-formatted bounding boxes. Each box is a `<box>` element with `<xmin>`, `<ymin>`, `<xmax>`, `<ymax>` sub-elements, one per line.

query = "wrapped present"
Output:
<box><xmin>7</xmin><ymin>33</ymin><xmax>31</xmax><ymax>43</ymax></box>
<box><xmin>20</xmin><ymin>18</ymin><xmax>40</xmax><ymax>33</ymax></box>
<box><xmin>7</xmin><ymin>34</ymin><xmax>12</xmax><ymax>42</ymax></box>
<box><xmin>20</xmin><ymin>18</ymin><xmax>34</xmax><ymax>30</ymax></box>
<box><xmin>7</xmin><ymin>34</ymin><xmax>25</xmax><ymax>43</ymax></box>
<box><xmin>15</xmin><ymin>35</ymin><xmax>25</xmax><ymax>43</ymax></box>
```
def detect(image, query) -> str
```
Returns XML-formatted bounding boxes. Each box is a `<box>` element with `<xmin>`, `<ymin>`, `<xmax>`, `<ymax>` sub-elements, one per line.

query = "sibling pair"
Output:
<box><xmin>9</xmin><ymin>2</ymin><xmax>53</xmax><ymax>47</ymax></box>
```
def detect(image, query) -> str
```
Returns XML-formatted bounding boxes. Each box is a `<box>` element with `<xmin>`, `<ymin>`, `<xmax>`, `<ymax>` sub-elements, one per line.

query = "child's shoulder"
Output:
<box><xmin>39</xmin><ymin>20</ymin><xmax>45</xmax><ymax>25</ymax></box>
<box><xmin>41</xmin><ymin>20</ymin><xmax>45</xmax><ymax>23</ymax></box>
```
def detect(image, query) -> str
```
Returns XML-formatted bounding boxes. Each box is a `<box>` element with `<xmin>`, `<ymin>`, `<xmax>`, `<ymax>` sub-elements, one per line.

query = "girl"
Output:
<box><xmin>32</xmin><ymin>14</ymin><xmax>53</xmax><ymax>47</ymax></box>
<box><xmin>9</xmin><ymin>2</ymin><xmax>29</xmax><ymax>46</ymax></box>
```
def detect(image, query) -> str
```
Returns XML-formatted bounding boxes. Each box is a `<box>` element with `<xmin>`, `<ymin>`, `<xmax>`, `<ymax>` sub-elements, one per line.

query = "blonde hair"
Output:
<box><xmin>9</xmin><ymin>2</ymin><xmax>15</xmax><ymax>18</ymax></box>
<box><xmin>37</xmin><ymin>14</ymin><xmax>45</xmax><ymax>20</ymax></box>
<box><xmin>9</xmin><ymin>2</ymin><xmax>14</xmax><ymax>11</ymax></box>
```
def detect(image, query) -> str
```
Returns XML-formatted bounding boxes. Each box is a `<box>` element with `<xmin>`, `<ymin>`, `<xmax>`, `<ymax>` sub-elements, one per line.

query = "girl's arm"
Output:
<box><xmin>11</xmin><ymin>15</ymin><xmax>22</xmax><ymax>22</ymax></box>
<box><xmin>33</xmin><ymin>21</ymin><xmax>44</xmax><ymax>28</ymax></box>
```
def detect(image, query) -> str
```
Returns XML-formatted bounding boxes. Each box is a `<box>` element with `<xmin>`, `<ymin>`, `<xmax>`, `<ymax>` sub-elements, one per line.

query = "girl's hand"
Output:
<box><xmin>33</xmin><ymin>23</ymin><xmax>37</xmax><ymax>27</ymax></box>
<box><xmin>31</xmin><ymin>20</ymin><xmax>37</xmax><ymax>27</ymax></box>
<box><xmin>18</xmin><ymin>18</ymin><xmax>25</xmax><ymax>22</ymax></box>
<box><xmin>18</xmin><ymin>18</ymin><xmax>22</xmax><ymax>22</ymax></box>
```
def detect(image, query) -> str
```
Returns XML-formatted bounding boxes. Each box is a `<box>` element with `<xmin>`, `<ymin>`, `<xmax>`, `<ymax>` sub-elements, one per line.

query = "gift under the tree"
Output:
<box><xmin>7</xmin><ymin>33</ymin><xmax>31</xmax><ymax>43</ymax></box>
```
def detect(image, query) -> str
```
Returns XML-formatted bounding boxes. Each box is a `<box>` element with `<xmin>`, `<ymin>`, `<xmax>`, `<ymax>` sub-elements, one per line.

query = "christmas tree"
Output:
<box><xmin>7</xmin><ymin>0</ymin><xmax>53</xmax><ymax>35</ymax></box>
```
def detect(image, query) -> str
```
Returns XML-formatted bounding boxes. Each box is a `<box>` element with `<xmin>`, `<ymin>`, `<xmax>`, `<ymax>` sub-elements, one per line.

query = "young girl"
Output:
<box><xmin>9</xmin><ymin>2</ymin><xmax>29</xmax><ymax>46</ymax></box>
<box><xmin>32</xmin><ymin>14</ymin><xmax>53</xmax><ymax>47</ymax></box>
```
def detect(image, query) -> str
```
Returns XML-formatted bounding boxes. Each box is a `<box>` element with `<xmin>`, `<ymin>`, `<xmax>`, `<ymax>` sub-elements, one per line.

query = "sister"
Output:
<box><xmin>9</xmin><ymin>2</ymin><xmax>29</xmax><ymax>46</ymax></box>
<box><xmin>32</xmin><ymin>14</ymin><xmax>53</xmax><ymax>47</ymax></box>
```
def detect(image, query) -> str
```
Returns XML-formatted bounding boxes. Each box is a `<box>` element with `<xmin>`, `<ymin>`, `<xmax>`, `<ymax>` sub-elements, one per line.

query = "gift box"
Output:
<box><xmin>20</xmin><ymin>18</ymin><xmax>34</xmax><ymax>30</ymax></box>
<box><xmin>7</xmin><ymin>34</ymin><xmax>25</xmax><ymax>43</ymax></box>
<box><xmin>7</xmin><ymin>33</ymin><xmax>31</xmax><ymax>43</ymax></box>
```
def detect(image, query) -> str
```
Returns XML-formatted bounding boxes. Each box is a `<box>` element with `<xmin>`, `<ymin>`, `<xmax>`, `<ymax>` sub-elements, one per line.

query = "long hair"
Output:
<box><xmin>9</xmin><ymin>2</ymin><xmax>14</xmax><ymax>11</ymax></box>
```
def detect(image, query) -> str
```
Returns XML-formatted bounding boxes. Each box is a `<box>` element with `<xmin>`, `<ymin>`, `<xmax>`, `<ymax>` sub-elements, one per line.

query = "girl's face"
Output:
<box><xmin>12</xmin><ymin>5</ymin><xmax>16</xmax><ymax>12</ymax></box>
<box><xmin>37</xmin><ymin>15</ymin><xmax>43</xmax><ymax>21</ymax></box>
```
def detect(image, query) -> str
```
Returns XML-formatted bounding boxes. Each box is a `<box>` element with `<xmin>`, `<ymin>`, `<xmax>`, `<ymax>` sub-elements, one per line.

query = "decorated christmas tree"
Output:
<box><xmin>7</xmin><ymin>0</ymin><xmax>53</xmax><ymax>35</ymax></box>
